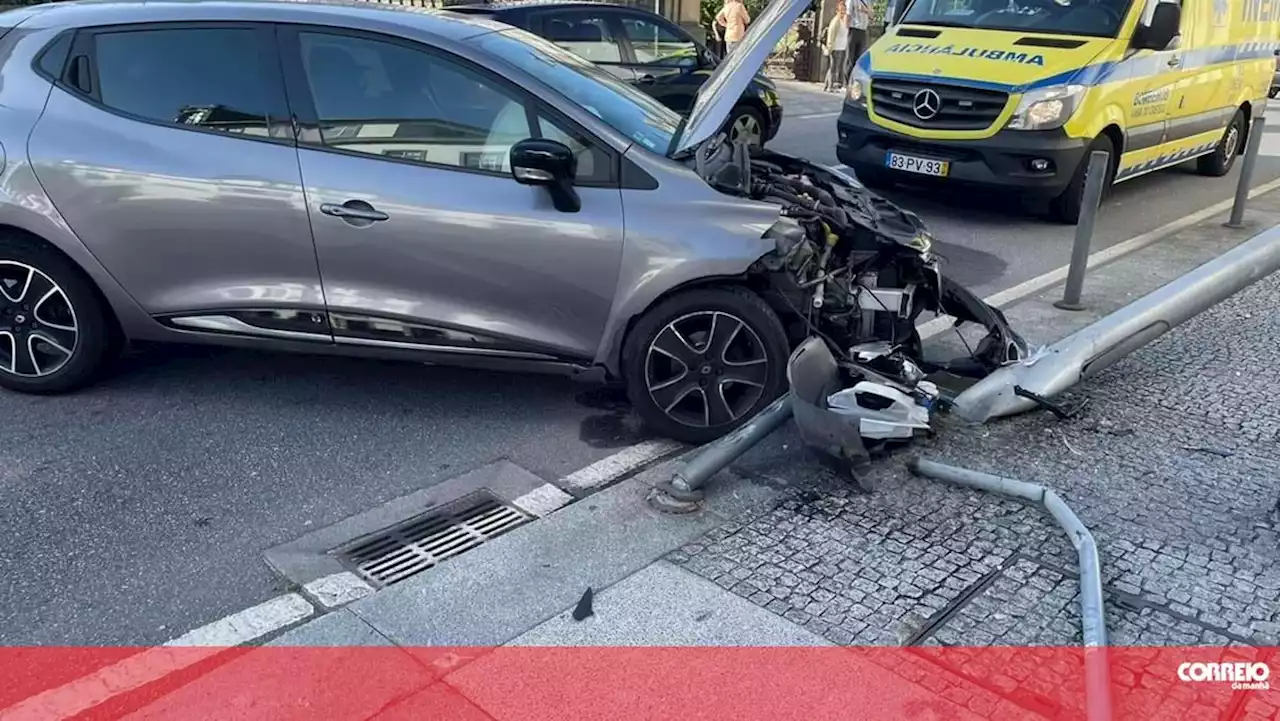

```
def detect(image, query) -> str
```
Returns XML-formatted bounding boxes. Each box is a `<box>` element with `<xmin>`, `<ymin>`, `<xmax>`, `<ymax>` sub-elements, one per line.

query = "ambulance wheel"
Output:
<box><xmin>1050</xmin><ymin>135</ymin><xmax>1116</xmax><ymax>225</ymax></box>
<box><xmin>1197</xmin><ymin>109</ymin><xmax>1246</xmax><ymax>178</ymax></box>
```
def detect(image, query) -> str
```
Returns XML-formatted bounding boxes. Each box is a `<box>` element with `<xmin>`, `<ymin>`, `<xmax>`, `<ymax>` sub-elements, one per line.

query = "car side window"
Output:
<box><xmin>619</xmin><ymin>16</ymin><xmax>698</xmax><ymax>66</ymax></box>
<box><xmin>295</xmin><ymin>31</ymin><xmax>611</xmax><ymax>183</ymax></box>
<box><xmin>540</xmin><ymin>12</ymin><xmax>624</xmax><ymax>63</ymax></box>
<box><xmin>88</xmin><ymin>26</ymin><xmax>281</xmax><ymax>137</ymax></box>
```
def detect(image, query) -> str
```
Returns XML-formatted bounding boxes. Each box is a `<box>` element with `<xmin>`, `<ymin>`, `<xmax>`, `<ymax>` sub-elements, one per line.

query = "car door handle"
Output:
<box><xmin>320</xmin><ymin>201</ymin><xmax>389</xmax><ymax>223</ymax></box>
<box><xmin>1167</xmin><ymin>56</ymin><xmax>1182</xmax><ymax>68</ymax></box>
<box><xmin>637</xmin><ymin>74</ymin><xmax>656</xmax><ymax>85</ymax></box>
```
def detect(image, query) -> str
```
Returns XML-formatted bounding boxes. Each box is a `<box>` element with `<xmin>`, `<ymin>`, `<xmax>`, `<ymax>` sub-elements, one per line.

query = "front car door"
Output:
<box><xmin>27</xmin><ymin>21</ymin><xmax>330</xmax><ymax>340</ymax></box>
<box><xmin>278</xmin><ymin>26</ymin><xmax>626</xmax><ymax>361</ymax></box>
<box><xmin>612</xmin><ymin>10</ymin><xmax>707</xmax><ymax>115</ymax></box>
<box><xmin>1111</xmin><ymin>0</ymin><xmax>1188</xmax><ymax>181</ymax></box>
<box><xmin>1162</xmin><ymin>0</ymin><xmax>1235</xmax><ymax>163</ymax></box>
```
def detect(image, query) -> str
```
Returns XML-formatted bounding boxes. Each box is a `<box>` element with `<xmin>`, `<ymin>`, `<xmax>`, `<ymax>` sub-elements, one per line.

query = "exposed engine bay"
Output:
<box><xmin>692</xmin><ymin>137</ymin><xmax>1030</xmax><ymax>465</ymax></box>
<box><xmin>694</xmin><ymin>137</ymin><xmax>1028</xmax><ymax>380</ymax></box>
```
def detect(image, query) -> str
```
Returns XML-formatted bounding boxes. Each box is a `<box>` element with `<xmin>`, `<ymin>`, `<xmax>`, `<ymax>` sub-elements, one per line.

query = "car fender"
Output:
<box><xmin>594</xmin><ymin>149</ymin><xmax>780</xmax><ymax>376</ymax></box>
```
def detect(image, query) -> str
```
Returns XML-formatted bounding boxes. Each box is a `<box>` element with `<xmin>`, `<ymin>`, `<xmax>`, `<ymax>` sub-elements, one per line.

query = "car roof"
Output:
<box><xmin>8</xmin><ymin>0</ymin><xmax>507</xmax><ymax>43</ymax></box>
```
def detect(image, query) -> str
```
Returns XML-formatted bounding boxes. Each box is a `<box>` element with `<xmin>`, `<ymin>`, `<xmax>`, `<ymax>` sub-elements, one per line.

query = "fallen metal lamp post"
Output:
<box><xmin>952</xmin><ymin>221</ymin><xmax>1280</xmax><ymax>423</ymax></box>
<box><xmin>908</xmin><ymin>457</ymin><xmax>1112</xmax><ymax>721</ymax></box>
<box><xmin>649</xmin><ymin>393</ymin><xmax>794</xmax><ymax>513</ymax></box>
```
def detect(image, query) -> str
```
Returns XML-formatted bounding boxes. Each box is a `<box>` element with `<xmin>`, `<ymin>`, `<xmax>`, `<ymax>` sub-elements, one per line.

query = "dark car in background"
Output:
<box><xmin>448</xmin><ymin>0</ymin><xmax>784</xmax><ymax>147</ymax></box>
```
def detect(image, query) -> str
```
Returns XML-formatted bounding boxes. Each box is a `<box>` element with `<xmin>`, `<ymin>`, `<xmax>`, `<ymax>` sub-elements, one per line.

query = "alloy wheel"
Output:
<box><xmin>1224</xmin><ymin>123</ymin><xmax>1241</xmax><ymax>160</ymax></box>
<box><xmin>0</xmin><ymin>261</ymin><xmax>79</xmax><ymax>377</ymax></box>
<box><xmin>644</xmin><ymin>310</ymin><xmax>769</xmax><ymax>429</ymax></box>
<box><xmin>729</xmin><ymin>113</ymin><xmax>763</xmax><ymax>148</ymax></box>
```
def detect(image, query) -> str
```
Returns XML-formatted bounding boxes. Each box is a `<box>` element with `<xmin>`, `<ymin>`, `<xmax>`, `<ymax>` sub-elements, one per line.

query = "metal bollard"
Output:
<box><xmin>648</xmin><ymin>393</ymin><xmax>793</xmax><ymax>513</ymax></box>
<box><xmin>1226</xmin><ymin>116</ymin><xmax>1267</xmax><ymax>229</ymax></box>
<box><xmin>1054</xmin><ymin>150</ymin><xmax>1111</xmax><ymax>311</ymax></box>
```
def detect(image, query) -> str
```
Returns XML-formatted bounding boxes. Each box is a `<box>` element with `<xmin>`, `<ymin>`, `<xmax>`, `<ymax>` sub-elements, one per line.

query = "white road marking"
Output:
<box><xmin>789</xmin><ymin>111</ymin><xmax>841</xmax><ymax>121</ymax></box>
<box><xmin>559</xmin><ymin>438</ymin><xmax>685</xmax><ymax>493</ymax></box>
<box><xmin>303</xmin><ymin>572</ymin><xmax>374</xmax><ymax>610</ymax></box>
<box><xmin>512</xmin><ymin>482</ymin><xmax>574</xmax><ymax>517</ymax></box>
<box><xmin>163</xmin><ymin>593</ymin><xmax>314</xmax><ymax>647</ymax></box>
<box><xmin>1</xmin><ymin>594</ymin><xmax>314</xmax><ymax>721</ymax></box>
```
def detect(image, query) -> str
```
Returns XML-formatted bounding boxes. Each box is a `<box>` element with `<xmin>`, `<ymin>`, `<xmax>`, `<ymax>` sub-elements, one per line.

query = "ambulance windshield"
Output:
<box><xmin>900</xmin><ymin>0</ymin><xmax>1135</xmax><ymax>39</ymax></box>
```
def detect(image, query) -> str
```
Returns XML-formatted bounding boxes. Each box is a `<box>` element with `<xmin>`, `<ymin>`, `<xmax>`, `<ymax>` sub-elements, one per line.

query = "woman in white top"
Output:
<box><xmin>822</xmin><ymin>2</ymin><xmax>850</xmax><ymax>92</ymax></box>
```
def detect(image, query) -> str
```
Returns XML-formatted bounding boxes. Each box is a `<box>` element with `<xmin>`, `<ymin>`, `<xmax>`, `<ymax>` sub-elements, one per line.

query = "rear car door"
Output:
<box><xmin>27</xmin><ymin>22</ymin><xmax>329</xmax><ymax>339</ymax></box>
<box><xmin>279</xmin><ymin>26</ymin><xmax>625</xmax><ymax>360</ymax></box>
<box><xmin>611</xmin><ymin>10</ymin><xmax>706</xmax><ymax>115</ymax></box>
<box><xmin>526</xmin><ymin>8</ymin><xmax>637</xmax><ymax>84</ymax></box>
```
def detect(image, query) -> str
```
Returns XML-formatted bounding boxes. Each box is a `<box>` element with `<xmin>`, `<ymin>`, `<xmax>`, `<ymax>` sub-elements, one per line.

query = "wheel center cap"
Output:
<box><xmin>14</xmin><ymin>314</ymin><xmax>25</xmax><ymax>324</ymax></box>
<box><xmin>700</xmin><ymin>363</ymin><xmax>713</xmax><ymax>375</ymax></box>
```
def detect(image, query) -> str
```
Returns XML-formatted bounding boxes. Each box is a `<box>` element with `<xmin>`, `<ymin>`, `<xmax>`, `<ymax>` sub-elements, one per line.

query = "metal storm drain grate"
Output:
<box><xmin>338</xmin><ymin>492</ymin><xmax>532</xmax><ymax>587</ymax></box>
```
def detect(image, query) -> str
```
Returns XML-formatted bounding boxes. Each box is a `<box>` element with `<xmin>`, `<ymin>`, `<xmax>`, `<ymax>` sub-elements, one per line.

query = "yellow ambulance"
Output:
<box><xmin>836</xmin><ymin>0</ymin><xmax>1280</xmax><ymax>222</ymax></box>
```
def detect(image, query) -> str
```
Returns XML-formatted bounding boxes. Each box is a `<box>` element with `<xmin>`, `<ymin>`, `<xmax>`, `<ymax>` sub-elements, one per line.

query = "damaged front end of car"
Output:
<box><xmin>694</xmin><ymin>138</ymin><xmax>1030</xmax><ymax>480</ymax></box>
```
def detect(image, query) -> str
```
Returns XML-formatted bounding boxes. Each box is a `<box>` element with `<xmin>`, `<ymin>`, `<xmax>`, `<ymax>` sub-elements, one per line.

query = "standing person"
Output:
<box><xmin>822</xmin><ymin>2</ymin><xmax>849</xmax><ymax>92</ymax></box>
<box><xmin>846</xmin><ymin>0</ymin><xmax>872</xmax><ymax>80</ymax></box>
<box><xmin>715</xmin><ymin>0</ymin><xmax>751</xmax><ymax>57</ymax></box>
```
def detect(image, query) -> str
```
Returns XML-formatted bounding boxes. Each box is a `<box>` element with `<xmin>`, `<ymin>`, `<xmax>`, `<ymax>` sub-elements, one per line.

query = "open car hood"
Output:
<box><xmin>669</xmin><ymin>0</ymin><xmax>809</xmax><ymax>156</ymax></box>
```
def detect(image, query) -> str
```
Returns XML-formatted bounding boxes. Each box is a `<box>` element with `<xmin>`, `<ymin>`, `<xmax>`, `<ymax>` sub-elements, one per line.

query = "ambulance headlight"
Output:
<box><xmin>1006</xmin><ymin>84</ymin><xmax>1085</xmax><ymax>131</ymax></box>
<box><xmin>846</xmin><ymin>65</ymin><xmax>870</xmax><ymax>107</ymax></box>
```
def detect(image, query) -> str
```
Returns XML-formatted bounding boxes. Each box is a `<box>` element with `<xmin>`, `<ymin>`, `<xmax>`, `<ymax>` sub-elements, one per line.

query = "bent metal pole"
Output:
<box><xmin>907</xmin><ymin>457</ymin><xmax>1112</xmax><ymax>721</ymax></box>
<box><xmin>952</xmin><ymin>221</ymin><xmax>1280</xmax><ymax>423</ymax></box>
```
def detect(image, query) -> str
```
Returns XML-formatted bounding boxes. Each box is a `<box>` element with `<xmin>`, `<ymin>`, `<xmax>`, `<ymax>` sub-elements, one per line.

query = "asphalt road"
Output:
<box><xmin>771</xmin><ymin>81</ymin><xmax>1280</xmax><ymax>297</ymax></box>
<box><xmin>0</xmin><ymin>347</ymin><xmax>642</xmax><ymax>645</ymax></box>
<box><xmin>5</xmin><ymin>85</ymin><xmax>1278</xmax><ymax>647</ymax></box>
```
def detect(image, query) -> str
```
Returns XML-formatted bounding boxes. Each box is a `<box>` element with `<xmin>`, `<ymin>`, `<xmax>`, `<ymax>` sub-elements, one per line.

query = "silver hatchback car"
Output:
<box><xmin>0</xmin><ymin>0</ymin><xmax>1023</xmax><ymax>444</ymax></box>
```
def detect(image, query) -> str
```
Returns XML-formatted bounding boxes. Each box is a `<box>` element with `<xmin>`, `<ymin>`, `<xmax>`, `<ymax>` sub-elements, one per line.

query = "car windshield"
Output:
<box><xmin>477</xmin><ymin>28</ymin><xmax>682</xmax><ymax>155</ymax></box>
<box><xmin>900</xmin><ymin>0</ymin><xmax>1136</xmax><ymax>39</ymax></box>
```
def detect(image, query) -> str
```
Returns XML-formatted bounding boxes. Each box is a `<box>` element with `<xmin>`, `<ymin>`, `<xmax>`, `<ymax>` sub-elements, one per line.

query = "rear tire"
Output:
<box><xmin>1197</xmin><ymin>109</ymin><xmax>1246</xmax><ymax>177</ymax></box>
<box><xmin>622</xmin><ymin>287</ymin><xmax>789</xmax><ymax>445</ymax></box>
<box><xmin>0</xmin><ymin>234</ymin><xmax>115</xmax><ymax>394</ymax></box>
<box><xmin>1049</xmin><ymin>135</ymin><xmax>1116</xmax><ymax>224</ymax></box>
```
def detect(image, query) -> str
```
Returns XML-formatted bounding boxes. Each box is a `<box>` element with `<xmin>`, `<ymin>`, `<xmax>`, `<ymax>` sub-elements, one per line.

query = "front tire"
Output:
<box><xmin>0</xmin><ymin>235</ymin><xmax>114</xmax><ymax>394</ymax></box>
<box><xmin>1050</xmin><ymin>135</ymin><xmax>1116</xmax><ymax>224</ymax></box>
<box><xmin>622</xmin><ymin>287</ymin><xmax>789</xmax><ymax>445</ymax></box>
<box><xmin>1197</xmin><ymin>109</ymin><xmax>1246</xmax><ymax>177</ymax></box>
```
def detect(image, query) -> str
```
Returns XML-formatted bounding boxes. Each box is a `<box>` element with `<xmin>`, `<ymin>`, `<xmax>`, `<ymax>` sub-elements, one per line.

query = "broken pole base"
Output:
<box><xmin>647</xmin><ymin>487</ymin><xmax>702</xmax><ymax>514</ymax></box>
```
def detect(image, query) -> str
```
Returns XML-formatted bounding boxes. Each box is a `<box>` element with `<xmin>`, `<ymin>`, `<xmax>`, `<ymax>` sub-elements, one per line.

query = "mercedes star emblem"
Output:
<box><xmin>913</xmin><ymin>89</ymin><xmax>942</xmax><ymax>121</ymax></box>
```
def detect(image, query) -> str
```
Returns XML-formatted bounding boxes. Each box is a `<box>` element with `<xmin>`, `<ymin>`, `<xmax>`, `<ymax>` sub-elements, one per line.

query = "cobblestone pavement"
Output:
<box><xmin>669</xmin><ymin>274</ymin><xmax>1280</xmax><ymax>718</ymax></box>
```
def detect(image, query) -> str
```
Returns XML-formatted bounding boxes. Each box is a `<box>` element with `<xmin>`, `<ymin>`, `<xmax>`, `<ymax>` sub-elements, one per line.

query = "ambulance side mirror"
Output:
<box><xmin>1134</xmin><ymin>2</ymin><xmax>1181</xmax><ymax>51</ymax></box>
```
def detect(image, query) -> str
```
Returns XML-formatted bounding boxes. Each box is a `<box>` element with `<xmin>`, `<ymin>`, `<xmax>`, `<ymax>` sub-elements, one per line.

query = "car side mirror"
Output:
<box><xmin>1133</xmin><ymin>2</ymin><xmax>1180</xmax><ymax>51</ymax></box>
<box><xmin>510</xmin><ymin>138</ymin><xmax>580</xmax><ymax>213</ymax></box>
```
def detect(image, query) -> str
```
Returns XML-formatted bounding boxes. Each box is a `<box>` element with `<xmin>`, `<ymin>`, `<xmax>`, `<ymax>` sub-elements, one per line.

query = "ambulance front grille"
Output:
<box><xmin>870</xmin><ymin>79</ymin><xmax>1008</xmax><ymax>131</ymax></box>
